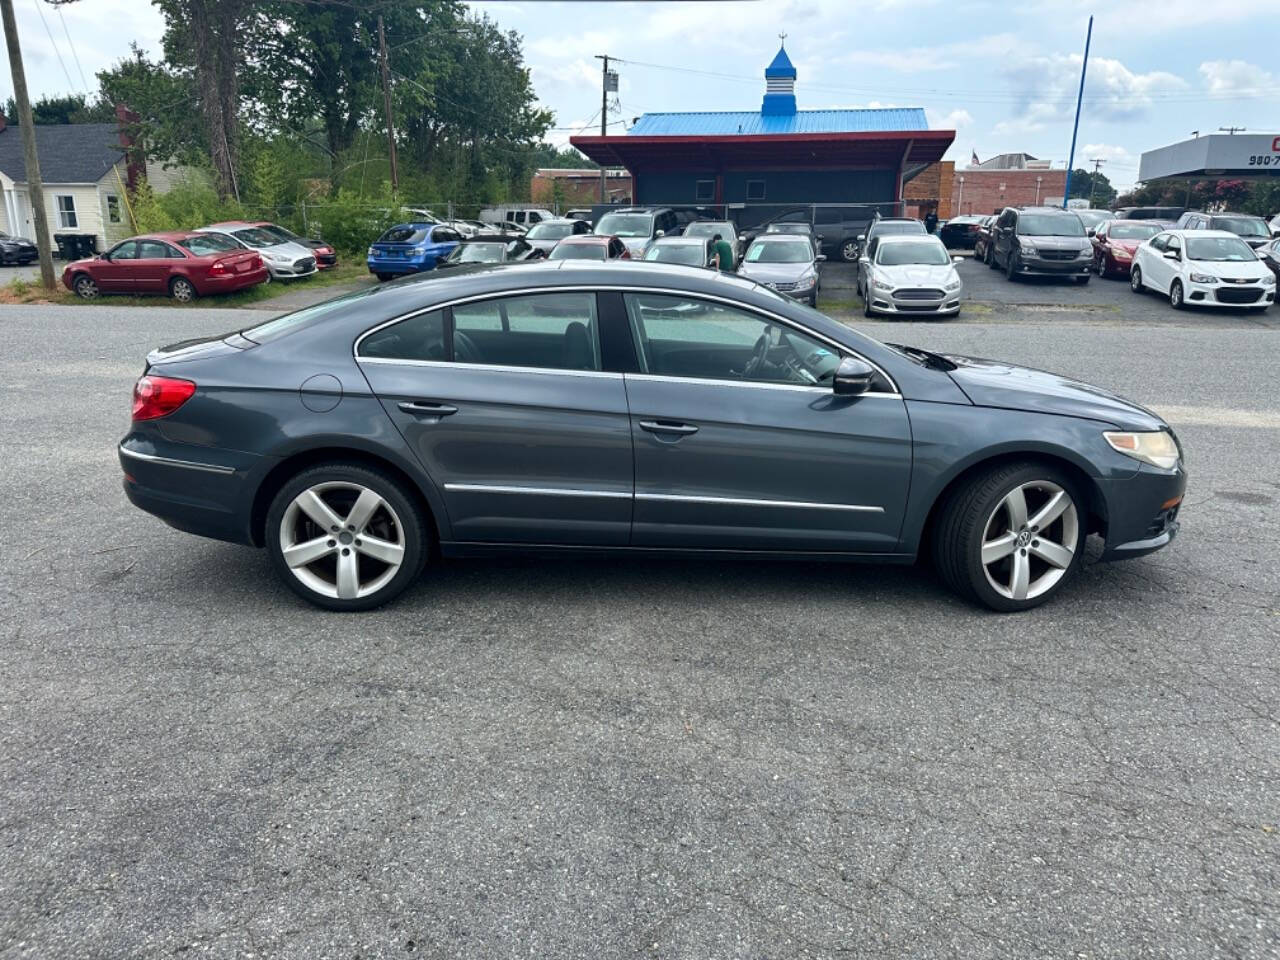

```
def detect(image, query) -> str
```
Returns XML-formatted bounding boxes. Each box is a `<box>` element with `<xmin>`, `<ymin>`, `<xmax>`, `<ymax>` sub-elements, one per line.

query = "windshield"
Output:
<box><xmin>180</xmin><ymin>234</ymin><xmax>240</xmax><ymax>255</ymax></box>
<box><xmin>258</xmin><ymin>224</ymin><xmax>299</xmax><ymax>244</ymax></box>
<box><xmin>379</xmin><ymin>226</ymin><xmax>428</xmax><ymax>244</ymax></box>
<box><xmin>527</xmin><ymin>222</ymin><xmax>574</xmax><ymax>240</ymax></box>
<box><xmin>1214</xmin><ymin>216</ymin><xmax>1268</xmax><ymax>238</ymax></box>
<box><xmin>596</xmin><ymin>213</ymin><xmax>653</xmax><ymax>238</ymax></box>
<box><xmin>1185</xmin><ymin>236</ymin><xmax>1258</xmax><ymax>262</ymax></box>
<box><xmin>1017</xmin><ymin>214</ymin><xmax>1085</xmax><ymax>237</ymax></box>
<box><xmin>1109</xmin><ymin>222</ymin><xmax>1160</xmax><ymax>240</ymax></box>
<box><xmin>452</xmin><ymin>243</ymin><xmax>506</xmax><ymax>262</ymax></box>
<box><xmin>870</xmin><ymin>222</ymin><xmax>925</xmax><ymax>239</ymax></box>
<box><xmin>644</xmin><ymin>244</ymin><xmax>704</xmax><ymax>265</ymax></box>
<box><xmin>744</xmin><ymin>240</ymin><xmax>811</xmax><ymax>264</ymax></box>
<box><xmin>877</xmin><ymin>241</ymin><xmax>951</xmax><ymax>266</ymax></box>
<box><xmin>549</xmin><ymin>243</ymin><xmax>606</xmax><ymax>260</ymax></box>
<box><xmin>230</xmin><ymin>227</ymin><xmax>280</xmax><ymax>248</ymax></box>
<box><xmin>684</xmin><ymin>221</ymin><xmax>735</xmax><ymax>239</ymax></box>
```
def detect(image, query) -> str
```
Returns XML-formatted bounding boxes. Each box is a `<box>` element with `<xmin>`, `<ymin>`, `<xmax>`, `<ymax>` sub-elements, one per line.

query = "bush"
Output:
<box><xmin>130</xmin><ymin>178</ymin><xmax>243</xmax><ymax>234</ymax></box>
<box><xmin>302</xmin><ymin>185</ymin><xmax>401</xmax><ymax>255</ymax></box>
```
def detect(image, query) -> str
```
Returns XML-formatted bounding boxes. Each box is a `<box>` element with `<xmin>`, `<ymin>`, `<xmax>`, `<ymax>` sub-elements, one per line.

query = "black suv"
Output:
<box><xmin>1174</xmin><ymin>211</ymin><xmax>1272</xmax><ymax>250</ymax></box>
<box><xmin>990</xmin><ymin>206</ymin><xmax>1092</xmax><ymax>283</ymax></box>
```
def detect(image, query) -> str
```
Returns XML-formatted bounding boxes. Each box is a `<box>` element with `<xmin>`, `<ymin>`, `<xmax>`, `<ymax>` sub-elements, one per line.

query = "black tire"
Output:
<box><xmin>73</xmin><ymin>274</ymin><xmax>98</xmax><ymax>300</ymax></box>
<box><xmin>862</xmin><ymin>291</ymin><xmax>874</xmax><ymax>317</ymax></box>
<box><xmin>1005</xmin><ymin>250</ymin><xmax>1019</xmax><ymax>282</ymax></box>
<box><xmin>376</xmin><ymin>272</ymin><xmax>391</xmax><ymax>282</ymax></box>
<box><xmin>985</xmin><ymin>244</ymin><xmax>996</xmax><ymax>269</ymax></box>
<box><xmin>1169</xmin><ymin>279</ymin><xmax>1185</xmax><ymax>310</ymax></box>
<box><xmin>265</xmin><ymin>462</ymin><xmax>429</xmax><ymax>612</ymax></box>
<box><xmin>840</xmin><ymin>239</ymin><xmax>859</xmax><ymax>263</ymax></box>
<box><xmin>1130</xmin><ymin>265</ymin><xmax>1144</xmax><ymax>294</ymax></box>
<box><xmin>169</xmin><ymin>276</ymin><xmax>197</xmax><ymax>302</ymax></box>
<box><xmin>1074</xmin><ymin>275</ymin><xmax>1089</xmax><ymax>285</ymax></box>
<box><xmin>807</xmin><ymin>292</ymin><xmax>817</xmax><ymax>308</ymax></box>
<box><xmin>932</xmin><ymin>461</ymin><xmax>1087</xmax><ymax>612</ymax></box>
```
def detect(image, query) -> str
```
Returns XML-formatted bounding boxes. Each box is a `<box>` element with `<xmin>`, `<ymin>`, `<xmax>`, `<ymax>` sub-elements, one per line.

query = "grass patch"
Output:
<box><xmin>0</xmin><ymin>259</ymin><xmax>370</xmax><ymax>308</ymax></box>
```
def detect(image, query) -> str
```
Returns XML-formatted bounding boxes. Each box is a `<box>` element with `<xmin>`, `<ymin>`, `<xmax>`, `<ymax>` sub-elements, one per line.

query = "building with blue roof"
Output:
<box><xmin>572</xmin><ymin>42</ymin><xmax>954</xmax><ymax>227</ymax></box>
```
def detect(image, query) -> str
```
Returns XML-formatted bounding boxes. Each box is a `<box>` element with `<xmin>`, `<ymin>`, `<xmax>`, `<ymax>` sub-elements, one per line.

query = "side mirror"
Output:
<box><xmin>817</xmin><ymin>254</ymin><xmax>827</xmax><ymax>262</ymax></box>
<box><xmin>857</xmin><ymin>234</ymin><xmax>866</xmax><ymax>242</ymax></box>
<box><xmin>655</xmin><ymin>230</ymin><xmax>665</xmax><ymax>238</ymax></box>
<box><xmin>833</xmin><ymin>357</ymin><xmax>875</xmax><ymax>396</ymax></box>
<box><xmin>1163</xmin><ymin>249</ymin><xmax>1179</xmax><ymax>260</ymax></box>
<box><xmin>952</xmin><ymin>255</ymin><xmax>964</xmax><ymax>263</ymax></box>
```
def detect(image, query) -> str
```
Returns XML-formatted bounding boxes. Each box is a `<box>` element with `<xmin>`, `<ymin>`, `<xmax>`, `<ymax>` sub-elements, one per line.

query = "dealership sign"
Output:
<box><xmin>1138</xmin><ymin>133</ymin><xmax>1280</xmax><ymax>182</ymax></box>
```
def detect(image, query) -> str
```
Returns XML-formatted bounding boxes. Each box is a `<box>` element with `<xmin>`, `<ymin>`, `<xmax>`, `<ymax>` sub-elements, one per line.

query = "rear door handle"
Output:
<box><xmin>398</xmin><ymin>400</ymin><xmax>458</xmax><ymax>417</ymax></box>
<box><xmin>639</xmin><ymin>420</ymin><xmax>698</xmax><ymax>436</ymax></box>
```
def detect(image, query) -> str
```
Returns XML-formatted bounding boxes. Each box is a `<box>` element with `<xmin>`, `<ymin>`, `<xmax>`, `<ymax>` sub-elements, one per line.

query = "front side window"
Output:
<box><xmin>359</xmin><ymin>310</ymin><xmax>446</xmax><ymax>362</ymax></box>
<box><xmin>136</xmin><ymin>240</ymin><xmax>179</xmax><ymax>259</ymax></box>
<box><xmin>452</xmin><ymin>293</ymin><xmax>601</xmax><ymax>371</ymax></box>
<box><xmin>108</xmin><ymin>240</ymin><xmax>139</xmax><ymax>260</ymax></box>
<box><xmin>1149</xmin><ymin>233</ymin><xmax>1168</xmax><ymax>252</ymax></box>
<box><xmin>1166</xmin><ymin>236</ymin><xmax>1182</xmax><ymax>257</ymax></box>
<box><xmin>56</xmin><ymin>195</ymin><xmax>77</xmax><ymax>229</ymax></box>
<box><xmin>624</xmin><ymin>293</ymin><xmax>841</xmax><ymax>386</ymax></box>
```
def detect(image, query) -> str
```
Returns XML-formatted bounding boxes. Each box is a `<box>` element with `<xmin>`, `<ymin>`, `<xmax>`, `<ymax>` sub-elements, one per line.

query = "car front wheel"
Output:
<box><xmin>266</xmin><ymin>463</ymin><xmax>429</xmax><ymax>611</ymax></box>
<box><xmin>1170</xmin><ymin>279</ymin><xmax>1185</xmax><ymax>310</ymax></box>
<box><xmin>933</xmin><ymin>462</ymin><xmax>1085</xmax><ymax>612</ymax></box>
<box><xmin>73</xmin><ymin>274</ymin><xmax>98</xmax><ymax>299</ymax></box>
<box><xmin>1130</xmin><ymin>265</ymin><xmax>1144</xmax><ymax>293</ymax></box>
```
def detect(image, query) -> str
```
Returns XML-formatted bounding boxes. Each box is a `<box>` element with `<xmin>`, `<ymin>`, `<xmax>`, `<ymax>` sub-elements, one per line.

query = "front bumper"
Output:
<box><xmin>1017</xmin><ymin>253</ymin><xmax>1092</xmax><ymax>276</ymax></box>
<box><xmin>1184</xmin><ymin>280</ymin><xmax>1275</xmax><ymax>308</ymax></box>
<box><xmin>867</xmin><ymin>284</ymin><xmax>962</xmax><ymax>315</ymax></box>
<box><xmin>1098</xmin><ymin>462</ymin><xmax>1187</xmax><ymax>562</ymax></box>
<box><xmin>1102</xmin><ymin>253</ymin><xmax>1134</xmax><ymax>275</ymax></box>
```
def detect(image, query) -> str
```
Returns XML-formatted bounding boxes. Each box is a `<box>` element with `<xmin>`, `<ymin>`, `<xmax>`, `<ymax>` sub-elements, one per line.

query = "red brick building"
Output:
<box><xmin>904</xmin><ymin>161</ymin><xmax>955</xmax><ymax>220</ymax></box>
<box><xmin>949</xmin><ymin>168</ymin><xmax>1066</xmax><ymax>216</ymax></box>
<box><xmin>530</xmin><ymin>168</ymin><xmax>632</xmax><ymax>206</ymax></box>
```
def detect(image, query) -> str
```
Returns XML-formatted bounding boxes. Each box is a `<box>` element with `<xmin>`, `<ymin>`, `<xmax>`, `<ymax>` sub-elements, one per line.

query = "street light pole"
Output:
<box><xmin>0</xmin><ymin>0</ymin><xmax>55</xmax><ymax>290</ymax></box>
<box><xmin>595</xmin><ymin>54</ymin><xmax>611</xmax><ymax>204</ymax></box>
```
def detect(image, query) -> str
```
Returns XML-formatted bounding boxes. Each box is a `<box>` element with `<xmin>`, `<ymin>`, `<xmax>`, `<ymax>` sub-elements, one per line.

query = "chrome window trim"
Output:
<box><xmin>358</xmin><ymin>357</ymin><xmax>622</xmax><ymax>380</ymax></box>
<box><xmin>118</xmin><ymin>445</ymin><xmax>236</xmax><ymax>475</ymax></box>
<box><xmin>443</xmin><ymin>483</ymin><xmax>629</xmax><ymax>499</ymax></box>
<box><xmin>636</xmin><ymin>493</ymin><xmax>884</xmax><ymax>513</ymax></box>
<box><xmin>352</xmin><ymin>283</ymin><xmax>900</xmax><ymax>395</ymax></box>
<box><xmin>625</xmin><ymin>372</ymin><xmax>899</xmax><ymax>399</ymax></box>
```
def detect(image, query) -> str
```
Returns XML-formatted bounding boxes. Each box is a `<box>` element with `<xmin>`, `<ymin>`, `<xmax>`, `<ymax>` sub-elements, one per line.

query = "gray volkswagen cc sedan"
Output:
<box><xmin>119</xmin><ymin>262</ymin><xmax>1185</xmax><ymax>613</ymax></box>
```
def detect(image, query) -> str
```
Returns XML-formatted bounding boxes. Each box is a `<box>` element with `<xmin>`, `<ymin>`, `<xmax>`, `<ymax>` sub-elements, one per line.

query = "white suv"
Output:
<box><xmin>1130</xmin><ymin>229</ymin><xmax>1275</xmax><ymax>311</ymax></box>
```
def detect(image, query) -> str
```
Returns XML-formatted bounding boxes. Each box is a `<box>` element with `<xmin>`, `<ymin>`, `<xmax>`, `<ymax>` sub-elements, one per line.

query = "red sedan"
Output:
<box><xmin>547</xmin><ymin>234</ymin><xmax>632</xmax><ymax>261</ymax></box>
<box><xmin>1090</xmin><ymin>220</ymin><xmax>1162</xmax><ymax>278</ymax></box>
<box><xmin>62</xmin><ymin>231</ymin><xmax>269</xmax><ymax>301</ymax></box>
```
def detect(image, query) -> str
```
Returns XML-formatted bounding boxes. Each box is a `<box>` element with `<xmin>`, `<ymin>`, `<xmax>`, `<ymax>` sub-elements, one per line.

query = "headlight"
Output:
<box><xmin>1262</xmin><ymin>273</ymin><xmax>1275</xmax><ymax>285</ymax></box>
<box><xmin>797</xmin><ymin>273</ymin><xmax>816</xmax><ymax>288</ymax></box>
<box><xmin>1113</xmin><ymin>248</ymin><xmax>1132</xmax><ymax>259</ymax></box>
<box><xmin>871</xmin><ymin>272</ymin><xmax>894</xmax><ymax>292</ymax></box>
<box><xmin>1104</xmin><ymin>430</ymin><xmax>1180</xmax><ymax>470</ymax></box>
<box><xmin>1077</xmin><ymin>248</ymin><xmax>1091</xmax><ymax>258</ymax></box>
<box><xmin>1018</xmin><ymin>243</ymin><xmax>1037</xmax><ymax>256</ymax></box>
<box><xmin>1188</xmin><ymin>273</ymin><xmax>1218</xmax><ymax>284</ymax></box>
<box><xmin>944</xmin><ymin>277</ymin><xmax>962</xmax><ymax>291</ymax></box>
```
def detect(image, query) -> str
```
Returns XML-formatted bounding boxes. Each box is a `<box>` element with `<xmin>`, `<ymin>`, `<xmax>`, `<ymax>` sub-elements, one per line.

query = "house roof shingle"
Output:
<box><xmin>0</xmin><ymin>122</ymin><xmax>123</xmax><ymax>184</ymax></box>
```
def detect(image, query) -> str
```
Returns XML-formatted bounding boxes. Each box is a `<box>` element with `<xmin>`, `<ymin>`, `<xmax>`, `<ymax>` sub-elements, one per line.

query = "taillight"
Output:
<box><xmin>132</xmin><ymin>375</ymin><xmax>195</xmax><ymax>420</ymax></box>
<box><xmin>209</xmin><ymin>259</ymin><xmax>228</xmax><ymax>275</ymax></box>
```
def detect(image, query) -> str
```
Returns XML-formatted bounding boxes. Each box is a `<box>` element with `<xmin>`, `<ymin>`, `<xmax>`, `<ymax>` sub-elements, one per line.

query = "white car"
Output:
<box><xmin>862</xmin><ymin>234</ymin><xmax>964</xmax><ymax>318</ymax></box>
<box><xmin>197</xmin><ymin>222</ymin><xmax>318</xmax><ymax>279</ymax></box>
<box><xmin>1130</xmin><ymin>229</ymin><xmax>1276</xmax><ymax>311</ymax></box>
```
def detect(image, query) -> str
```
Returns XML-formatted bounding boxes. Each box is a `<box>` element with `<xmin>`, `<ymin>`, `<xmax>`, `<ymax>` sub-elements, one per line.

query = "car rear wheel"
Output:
<box><xmin>266</xmin><ymin>463</ymin><xmax>428</xmax><ymax>612</ymax></box>
<box><xmin>933</xmin><ymin>462</ymin><xmax>1085</xmax><ymax>612</ymax></box>
<box><xmin>73</xmin><ymin>274</ymin><xmax>98</xmax><ymax>300</ymax></box>
<box><xmin>1130</xmin><ymin>265</ymin><xmax>1144</xmax><ymax>293</ymax></box>
<box><xmin>1170</xmin><ymin>279</ymin><xmax>1185</xmax><ymax>310</ymax></box>
<box><xmin>169</xmin><ymin>277</ymin><xmax>197</xmax><ymax>302</ymax></box>
<box><xmin>840</xmin><ymin>239</ymin><xmax>859</xmax><ymax>263</ymax></box>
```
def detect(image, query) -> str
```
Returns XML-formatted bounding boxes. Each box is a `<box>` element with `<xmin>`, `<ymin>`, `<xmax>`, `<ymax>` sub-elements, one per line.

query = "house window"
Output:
<box><xmin>106</xmin><ymin>194</ymin><xmax>121</xmax><ymax>224</ymax></box>
<box><xmin>745</xmin><ymin>179</ymin><xmax>766</xmax><ymax>201</ymax></box>
<box><xmin>694</xmin><ymin>179</ymin><xmax>715</xmax><ymax>202</ymax></box>
<box><xmin>56</xmin><ymin>195</ymin><xmax>77</xmax><ymax>229</ymax></box>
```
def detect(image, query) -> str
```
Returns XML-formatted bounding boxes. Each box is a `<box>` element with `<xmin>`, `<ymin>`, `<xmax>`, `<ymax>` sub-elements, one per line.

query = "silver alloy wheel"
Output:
<box><xmin>1170</xmin><ymin>280</ymin><xmax>1182</xmax><ymax>308</ymax></box>
<box><xmin>279</xmin><ymin>481</ymin><xmax>406</xmax><ymax>600</ymax></box>
<box><xmin>841</xmin><ymin>240</ymin><xmax>858</xmax><ymax>262</ymax></box>
<box><xmin>75</xmin><ymin>276</ymin><xmax>98</xmax><ymax>299</ymax></box>
<box><xmin>980</xmin><ymin>480</ymin><xmax>1079</xmax><ymax>602</ymax></box>
<box><xmin>171</xmin><ymin>278</ymin><xmax>195</xmax><ymax>302</ymax></box>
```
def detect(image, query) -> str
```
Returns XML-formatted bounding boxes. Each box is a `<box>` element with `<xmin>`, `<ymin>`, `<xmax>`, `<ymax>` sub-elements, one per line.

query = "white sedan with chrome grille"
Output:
<box><xmin>862</xmin><ymin>235</ymin><xmax>964</xmax><ymax>318</ymax></box>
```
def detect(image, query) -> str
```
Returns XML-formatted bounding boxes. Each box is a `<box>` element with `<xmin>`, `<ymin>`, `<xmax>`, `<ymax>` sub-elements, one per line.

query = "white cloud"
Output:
<box><xmin>927</xmin><ymin>108</ymin><xmax>973</xmax><ymax>132</ymax></box>
<box><xmin>997</xmin><ymin>55</ymin><xmax>1186</xmax><ymax>133</ymax></box>
<box><xmin>1198</xmin><ymin>60</ymin><xmax>1275</xmax><ymax>96</ymax></box>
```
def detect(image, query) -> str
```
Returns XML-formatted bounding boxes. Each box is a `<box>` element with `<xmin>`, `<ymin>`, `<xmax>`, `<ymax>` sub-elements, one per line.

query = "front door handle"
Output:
<box><xmin>639</xmin><ymin>420</ymin><xmax>698</xmax><ymax>436</ymax></box>
<box><xmin>398</xmin><ymin>400</ymin><xmax>458</xmax><ymax>417</ymax></box>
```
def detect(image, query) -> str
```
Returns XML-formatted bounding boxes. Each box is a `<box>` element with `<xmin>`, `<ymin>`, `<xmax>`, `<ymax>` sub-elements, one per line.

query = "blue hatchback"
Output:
<box><xmin>367</xmin><ymin>223</ymin><xmax>461</xmax><ymax>280</ymax></box>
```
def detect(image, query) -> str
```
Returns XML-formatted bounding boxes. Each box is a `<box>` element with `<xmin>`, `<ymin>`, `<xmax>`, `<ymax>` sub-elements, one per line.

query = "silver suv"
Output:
<box><xmin>991</xmin><ymin>206</ymin><xmax>1092</xmax><ymax>284</ymax></box>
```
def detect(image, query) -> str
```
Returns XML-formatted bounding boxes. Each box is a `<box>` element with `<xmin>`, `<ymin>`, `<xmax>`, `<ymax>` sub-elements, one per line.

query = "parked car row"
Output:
<box><xmin>61</xmin><ymin>218</ymin><xmax>338</xmax><ymax>301</ymax></box>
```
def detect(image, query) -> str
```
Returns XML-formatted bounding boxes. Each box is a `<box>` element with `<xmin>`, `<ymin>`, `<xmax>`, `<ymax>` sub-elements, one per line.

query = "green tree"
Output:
<box><xmin>1068</xmin><ymin>168</ymin><xmax>1117</xmax><ymax>207</ymax></box>
<box><xmin>1</xmin><ymin>93</ymin><xmax>113</xmax><ymax>125</ymax></box>
<box><xmin>96</xmin><ymin>44</ymin><xmax>204</xmax><ymax>168</ymax></box>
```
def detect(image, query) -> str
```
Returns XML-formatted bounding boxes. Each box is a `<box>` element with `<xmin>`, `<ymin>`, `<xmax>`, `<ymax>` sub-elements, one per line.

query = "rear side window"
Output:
<box><xmin>359</xmin><ymin>310</ymin><xmax>446</xmax><ymax>362</ymax></box>
<box><xmin>452</xmin><ymin>293</ymin><xmax>601</xmax><ymax>371</ymax></box>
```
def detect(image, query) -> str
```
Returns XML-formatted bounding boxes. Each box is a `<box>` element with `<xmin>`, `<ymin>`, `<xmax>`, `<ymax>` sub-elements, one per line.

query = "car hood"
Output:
<box><xmin>941</xmin><ymin>353</ymin><xmax>1164</xmax><ymax>429</ymax></box>
<box><xmin>617</xmin><ymin>237</ymin><xmax>652</xmax><ymax>254</ymax></box>
<box><xmin>877</xmin><ymin>263</ymin><xmax>957</xmax><ymax>286</ymax></box>
<box><xmin>261</xmin><ymin>241</ymin><xmax>313</xmax><ymax>259</ymax></box>
<box><xmin>1186</xmin><ymin>257</ymin><xmax>1271</xmax><ymax>280</ymax></box>
<box><xmin>1104</xmin><ymin>238</ymin><xmax>1142</xmax><ymax>253</ymax></box>
<box><xmin>737</xmin><ymin>261</ymin><xmax>814</xmax><ymax>283</ymax></box>
<box><xmin>1021</xmin><ymin>235</ymin><xmax>1091</xmax><ymax>251</ymax></box>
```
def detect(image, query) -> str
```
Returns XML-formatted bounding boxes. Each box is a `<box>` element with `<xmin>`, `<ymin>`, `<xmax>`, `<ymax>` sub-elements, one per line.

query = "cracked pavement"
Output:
<box><xmin>0</xmin><ymin>298</ymin><xmax>1277</xmax><ymax>959</ymax></box>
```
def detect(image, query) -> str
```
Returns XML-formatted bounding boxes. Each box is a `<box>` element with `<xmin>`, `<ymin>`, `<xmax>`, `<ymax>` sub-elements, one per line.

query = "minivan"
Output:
<box><xmin>478</xmin><ymin>206</ymin><xmax>556</xmax><ymax>229</ymax></box>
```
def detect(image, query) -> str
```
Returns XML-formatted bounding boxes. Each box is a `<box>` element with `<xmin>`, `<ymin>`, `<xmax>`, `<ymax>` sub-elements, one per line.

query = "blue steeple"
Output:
<box><xmin>762</xmin><ymin>41</ymin><xmax>797</xmax><ymax>115</ymax></box>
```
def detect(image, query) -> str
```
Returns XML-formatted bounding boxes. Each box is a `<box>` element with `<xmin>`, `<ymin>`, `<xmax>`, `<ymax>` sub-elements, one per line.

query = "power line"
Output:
<box><xmin>55</xmin><ymin>5</ymin><xmax>87</xmax><ymax>91</ymax></box>
<box><xmin>30</xmin><ymin>0</ymin><xmax>72</xmax><ymax>91</ymax></box>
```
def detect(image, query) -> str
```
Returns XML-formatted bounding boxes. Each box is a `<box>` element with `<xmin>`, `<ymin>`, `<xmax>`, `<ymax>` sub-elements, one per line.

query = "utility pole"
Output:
<box><xmin>595</xmin><ymin>54</ymin><xmax>610</xmax><ymax>204</ymax></box>
<box><xmin>0</xmin><ymin>0</ymin><xmax>54</xmax><ymax>290</ymax></box>
<box><xmin>378</xmin><ymin>16</ymin><xmax>399</xmax><ymax>193</ymax></box>
<box><xmin>1086</xmin><ymin>158</ymin><xmax>1105</xmax><ymax>208</ymax></box>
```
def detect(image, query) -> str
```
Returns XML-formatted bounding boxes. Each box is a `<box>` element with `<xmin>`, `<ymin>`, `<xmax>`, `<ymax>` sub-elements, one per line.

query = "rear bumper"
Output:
<box><xmin>119</xmin><ymin>440</ymin><xmax>263</xmax><ymax>546</ymax></box>
<box><xmin>202</xmin><ymin>268</ymin><xmax>270</xmax><ymax>293</ymax></box>
<box><xmin>367</xmin><ymin>258</ymin><xmax>431</xmax><ymax>275</ymax></box>
<box><xmin>1098</xmin><ymin>462</ymin><xmax>1187</xmax><ymax>562</ymax></box>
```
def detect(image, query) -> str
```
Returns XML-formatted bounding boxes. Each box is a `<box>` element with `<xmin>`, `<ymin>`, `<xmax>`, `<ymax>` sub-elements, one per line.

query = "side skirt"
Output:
<box><xmin>439</xmin><ymin>541</ymin><xmax>917</xmax><ymax>565</ymax></box>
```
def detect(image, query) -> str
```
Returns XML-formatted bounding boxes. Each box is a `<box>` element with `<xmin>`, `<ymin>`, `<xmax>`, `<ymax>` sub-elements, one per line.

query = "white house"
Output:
<box><xmin>0</xmin><ymin>118</ymin><xmax>186</xmax><ymax>253</ymax></box>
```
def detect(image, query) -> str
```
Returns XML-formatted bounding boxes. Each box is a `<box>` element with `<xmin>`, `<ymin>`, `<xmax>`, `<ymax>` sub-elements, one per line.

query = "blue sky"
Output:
<box><xmin>0</xmin><ymin>0</ymin><xmax>1273</xmax><ymax>192</ymax></box>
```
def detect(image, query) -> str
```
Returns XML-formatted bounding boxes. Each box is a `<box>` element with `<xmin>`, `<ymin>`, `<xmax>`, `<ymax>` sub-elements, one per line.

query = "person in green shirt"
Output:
<box><xmin>710</xmin><ymin>233</ymin><xmax>736</xmax><ymax>272</ymax></box>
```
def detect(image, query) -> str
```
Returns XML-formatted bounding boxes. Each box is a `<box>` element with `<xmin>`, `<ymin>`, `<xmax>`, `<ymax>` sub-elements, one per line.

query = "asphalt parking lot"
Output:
<box><xmin>2</xmin><ymin>295</ymin><xmax>1277</xmax><ymax>958</ymax></box>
